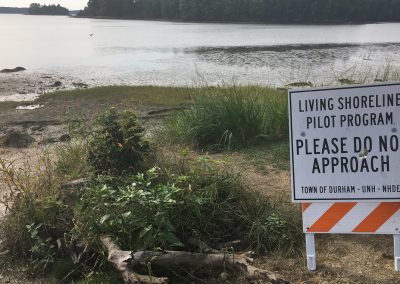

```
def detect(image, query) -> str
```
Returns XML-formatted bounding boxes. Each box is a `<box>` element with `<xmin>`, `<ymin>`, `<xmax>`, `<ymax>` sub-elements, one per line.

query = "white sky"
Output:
<box><xmin>0</xmin><ymin>0</ymin><xmax>87</xmax><ymax>10</ymax></box>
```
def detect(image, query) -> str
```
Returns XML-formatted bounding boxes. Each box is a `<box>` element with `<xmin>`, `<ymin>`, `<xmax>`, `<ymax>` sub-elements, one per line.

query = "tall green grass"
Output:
<box><xmin>165</xmin><ymin>86</ymin><xmax>288</xmax><ymax>150</ymax></box>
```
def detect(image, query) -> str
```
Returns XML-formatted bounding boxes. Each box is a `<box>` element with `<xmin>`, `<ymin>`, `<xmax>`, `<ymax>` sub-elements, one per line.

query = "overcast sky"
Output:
<box><xmin>0</xmin><ymin>0</ymin><xmax>87</xmax><ymax>10</ymax></box>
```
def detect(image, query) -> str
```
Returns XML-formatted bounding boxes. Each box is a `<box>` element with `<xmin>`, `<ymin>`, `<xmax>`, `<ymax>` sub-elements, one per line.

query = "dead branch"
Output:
<box><xmin>100</xmin><ymin>235</ymin><xmax>289</xmax><ymax>284</ymax></box>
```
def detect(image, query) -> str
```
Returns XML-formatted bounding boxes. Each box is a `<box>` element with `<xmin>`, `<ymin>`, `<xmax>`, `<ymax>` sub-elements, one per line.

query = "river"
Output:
<box><xmin>1</xmin><ymin>14</ymin><xmax>400</xmax><ymax>87</ymax></box>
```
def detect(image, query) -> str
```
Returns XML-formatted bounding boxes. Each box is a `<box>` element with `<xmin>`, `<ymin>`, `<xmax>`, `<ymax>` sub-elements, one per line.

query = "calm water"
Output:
<box><xmin>1</xmin><ymin>14</ymin><xmax>400</xmax><ymax>86</ymax></box>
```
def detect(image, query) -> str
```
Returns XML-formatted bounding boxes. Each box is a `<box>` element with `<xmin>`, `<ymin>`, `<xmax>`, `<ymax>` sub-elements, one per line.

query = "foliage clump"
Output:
<box><xmin>88</xmin><ymin>108</ymin><xmax>150</xmax><ymax>175</ymax></box>
<box><xmin>77</xmin><ymin>152</ymin><xmax>302</xmax><ymax>254</ymax></box>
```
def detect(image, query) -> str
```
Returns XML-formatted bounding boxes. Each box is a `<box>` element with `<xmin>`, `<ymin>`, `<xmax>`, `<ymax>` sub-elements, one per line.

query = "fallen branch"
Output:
<box><xmin>100</xmin><ymin>235</ymin><xmax>289</xmax><ymax>284</ymax></box>
<box><xmin>100</xmin><ymin>236</ymin><xmax>168</xmax><ymax>284</ymax></box>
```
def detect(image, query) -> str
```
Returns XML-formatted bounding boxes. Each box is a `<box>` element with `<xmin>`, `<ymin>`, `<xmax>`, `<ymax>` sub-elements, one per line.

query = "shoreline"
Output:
<box><xmin>72</xmin><ymin>15</ymin><xmax>396</xmax><ymax>26</ymax></box>
<box><xmin>0</xmin><ymin>71</ymin><xmax>89</xmax><ymax>99</ymax></box>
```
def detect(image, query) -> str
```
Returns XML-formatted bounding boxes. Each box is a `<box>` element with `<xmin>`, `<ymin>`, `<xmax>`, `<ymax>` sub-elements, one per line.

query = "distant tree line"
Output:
<box><xmin>0</xmin><ymin>7</ymin><xmax>28</xmax><ymax>14</ymax></box>
<box><xmin>79</xmin><ymin>0</ymin><xmax>400</xmax><ymax>23</ymax></box>
<box><xmin>29</xmin><ymin>3</ymin><xmax>69</xmax><ymax>15</ymax></box>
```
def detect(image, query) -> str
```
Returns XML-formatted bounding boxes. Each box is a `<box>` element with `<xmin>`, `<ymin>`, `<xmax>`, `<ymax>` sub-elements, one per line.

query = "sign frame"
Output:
<box><xmin>289</xmin><ymin>82</ymin><xmax>400</xmax><ymax>272</ymax></box>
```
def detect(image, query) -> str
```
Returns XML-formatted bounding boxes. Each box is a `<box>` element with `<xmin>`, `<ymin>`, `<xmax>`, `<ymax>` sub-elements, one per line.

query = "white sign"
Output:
<box><xmin>289</xmin><ymin>82</ymin><xmax>400</xmax><ymax>202</ymax></box>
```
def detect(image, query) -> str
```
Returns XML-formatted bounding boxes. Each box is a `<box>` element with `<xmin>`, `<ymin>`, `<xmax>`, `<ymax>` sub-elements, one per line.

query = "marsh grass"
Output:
<box><xmin>55</xmin><ymin>140</ymin><xmax>92</xmax><ymax>181</ymax></box>
<box><xmin>35</xmin><ymin>86</ymin><xmax>193</xmax><ymax>121</ymax></box>
<box><xmin>0</xmin><ymin>86</ymin><xmax>195</xmax><ymax>125</ymax></box>
<box><xmin>0</xmin><ymin>101</ymin><xmax>18</xmax><ymax>112</ymax></box>
<box><xmin>333</xmin><ymin>61</ymin><xmax>400</xmax><ymax>86</ymax></box>
<box><xmin>164</xmin><ymin>85</ymin><xmax>288</xmax><ymax>150</ymax></box>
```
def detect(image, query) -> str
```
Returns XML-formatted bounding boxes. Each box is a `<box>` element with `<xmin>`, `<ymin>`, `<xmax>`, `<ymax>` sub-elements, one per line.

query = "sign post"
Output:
<box><xmin>288</xmin><ymin>82</ymin><xmax>400</xmax><ymax>271</ymax></box>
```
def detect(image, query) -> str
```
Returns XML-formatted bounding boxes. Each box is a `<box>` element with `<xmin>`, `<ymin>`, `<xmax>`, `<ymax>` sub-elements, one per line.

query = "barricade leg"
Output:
<box><xmin>394</xmin><ymin>235</ymin><xmax>400</xmax><ymax>272</ymax></box>
<box><xmin>306</xmin><ymin>233</ymin><xmax>316</xmax><ymax>271</ymax></box>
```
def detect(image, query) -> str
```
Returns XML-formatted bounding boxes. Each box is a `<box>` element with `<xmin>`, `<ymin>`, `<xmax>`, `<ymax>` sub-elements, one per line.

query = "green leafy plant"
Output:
<box><xmin>76</xmin><ymin>152</ymin><xmax>302</xmax><ymax>254</ymax></box>
<box><xmin>26</xmin><ymin>222</ymin><xmax>57</xmax><ymax>273</ymax></box>
<box><xmin>88</xmin><ymin>108</ymin><xmax>150</xmax><ymax>175</ymax></box>
<box><xmin>78</xmin><ymin>167</ymin><xmax>207</xmax><ymax>250</ymax></box>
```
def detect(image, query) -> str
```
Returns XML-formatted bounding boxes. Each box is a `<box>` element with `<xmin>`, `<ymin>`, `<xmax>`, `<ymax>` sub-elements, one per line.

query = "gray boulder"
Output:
<box><xmin>72</xmin><ymin>82</ymin><xmax>88</xmax><ymax>88</ymax></box>
<box><xmin>2</xmin><ymin>130</ymin><xmax>35</xmax><ymax>148</ymax></box>
<box><xmin>49</xmin><ymin>81</ymin><xmax>62</xmax><ymax>87</ymax></box>
<box><xmin>0</xmin><ymin>67</ymin><xmax>26</xmax><ymax>73</ymax></box>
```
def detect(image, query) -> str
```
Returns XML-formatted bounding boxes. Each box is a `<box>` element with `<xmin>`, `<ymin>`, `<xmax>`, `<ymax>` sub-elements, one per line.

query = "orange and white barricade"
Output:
<box><xmin>302</xmin><ymin>202</ymin><xmax>400</xmax><ymax>271</ymax></box>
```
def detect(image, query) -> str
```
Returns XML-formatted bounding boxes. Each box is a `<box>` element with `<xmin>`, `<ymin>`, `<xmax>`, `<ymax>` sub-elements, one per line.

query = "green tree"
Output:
<box><xmin>79</xmin><ymin>0</ymin><xmax>400</xmax><ymax>23</ymax></box>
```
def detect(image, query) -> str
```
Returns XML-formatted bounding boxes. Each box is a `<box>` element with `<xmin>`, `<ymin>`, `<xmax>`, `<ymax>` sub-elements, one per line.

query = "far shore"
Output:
<box><xmin>72</xmin><ymin>14</ymin><xmax>391</xmax><ymax>25</ymax></box>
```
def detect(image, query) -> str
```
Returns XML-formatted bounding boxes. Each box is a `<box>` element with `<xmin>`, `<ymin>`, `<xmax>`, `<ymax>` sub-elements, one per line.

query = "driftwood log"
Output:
<box><xmin>100</xmin><ymin>235</ymin><xmax>289</xmax><ymax>284</ymax></box>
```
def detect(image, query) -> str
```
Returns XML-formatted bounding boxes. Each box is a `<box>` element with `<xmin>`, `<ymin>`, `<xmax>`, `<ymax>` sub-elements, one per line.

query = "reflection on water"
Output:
<box><xmin>0</xmin><ymin>14</ymin><xmax>400</xmax><ymax>87</ymax></box>
<box><xmin>194</xmin><ymin>43</ymin><xmax>400</xmax><ymax>68</ymax></box>
<box><xmin>192</xmin><ymin>43</ymin><xmax>400</xmax><ymax>85</ymax></box>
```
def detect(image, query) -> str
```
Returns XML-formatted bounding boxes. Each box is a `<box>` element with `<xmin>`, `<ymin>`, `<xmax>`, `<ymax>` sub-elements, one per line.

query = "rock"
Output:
<box><xmin>49</xmin><ymin>81</ymin><xmax>62</xmax><ymax>87</ymax></box>
<box><xmin>1</xmin><ymin>130</ymin><xmax>35</xmax><ymax>148</ymax></box>
<box><xmin>59</xmin><ymin>134</ymin><xmax>71</xmax><ymax>142</ymax></box>
<box><xmin>72</xmin><ymin>82</ymin><xmax>89</xmax><ymax>88</ymax></box>
<box><xmin>0</xmin><ymin>66</ymin><xmax>26</xmax><ymax>73</ymax></box>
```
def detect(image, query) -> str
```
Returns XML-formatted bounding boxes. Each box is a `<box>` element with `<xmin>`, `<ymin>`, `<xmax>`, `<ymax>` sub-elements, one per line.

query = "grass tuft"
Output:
<box><xmin>164</xmin><ymin>86</ymin><xmax>288</xmax><ymax>150</ymax></box>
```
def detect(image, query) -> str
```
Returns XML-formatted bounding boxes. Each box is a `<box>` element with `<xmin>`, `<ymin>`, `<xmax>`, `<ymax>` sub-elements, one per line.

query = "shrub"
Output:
<box><xmin>88</xmin><ymin>108</ymin><xmax>150</xmax><ymax>175</ymax></box>
<box><xmin>165</xmin><ymin>86</ymin><xmax>288</xmax><ymax>150</ymax></box>
<box><xmin>76</xmin><ymin>153</ymin><xmax>302</xmax><ymax>254</ymax></box>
